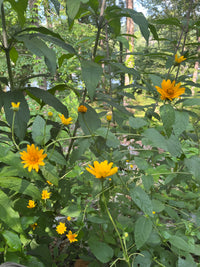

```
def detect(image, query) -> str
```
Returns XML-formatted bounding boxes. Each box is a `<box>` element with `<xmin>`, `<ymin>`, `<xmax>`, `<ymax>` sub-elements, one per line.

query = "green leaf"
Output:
<box><xmin>9</xmin><ymin>46</ymin><xmax>18</xmax><ymax>64</ymax></box>
<box><xmin>0</xmin><ymin>190</ymin><xmax>22</xmax><ymax>233</ymax></box>
<box><xmin>32</xmin><ymin>115</ymin><xmax>52</xmax><ymax>145</ymax></box>
<box><xmin>143</xmin><ymin>128</ymin><xmax>168</xmax><ymax>151</ymax></box>
<box><xmin>3</xmin><ymin>91</ymin><xmax>30</xmax><ymax>140</ymax></box>
<box><xmin>95</xmin><ymin>128</ymin><xmax>120</xmax><ymax>148</ymax></box>
<box><xmin>134</xmin><ymin>157</ymin><xmax>149</xmax><ymax>170</ymax></box>
<box><xmin>78</xmin><ymin>104</ymin><xmax>101</xmax><ymax>134</ymax></box>
<box><xmin>66</xmin><ymin>0</ymin><xmax>81</xmax><ymax>21</ymax></box>
<box><xmin>185</xmin><ymin>156</ymin><xmax>200</xmax><ymax>182</ymax></box>
<box><xmin>88</xmin><ymin>238</ymin><xmax>114</xmax><ymax>263</ymax></box>
<box><xmin>50</xmin><ymin>0</ymin><xmax>60</xmax><ymax>15</ymax></box>
<box><xmin>60</xmin><ymin>204</ymin><xmax>81</xmax><ymax>217</ymax></box>
<box><xmin>178</xmin><ymin>256</ymin><xmax>197</xmax><ymax>267</ymax></box>
<box><xmin>166</xmin><ymin>134</ymin><xmax>182</xmax><ymax>157</ymax></box>
<box><xmin>0</xmin><ymin>177</ymin><xmax>41</xmax><ymax>199</ymax></box>
<box><xmin>2</xmin><ymin>230</ymin><xmax>21</xmax><ymax>251</ymax></box>
<box><xmin>152</xmin><ymin>199</ymin><xmax>165</xmax><ymax>212</ymax></box>
<box><xmin>134</xmin><ymin>216</ymin><xmax>152</xmax><ymax>249</ymax></box>
<box><xmin>173</xmin><ymin>111</ymin><xmax>189</xmax><ymax>136</ymax></box>
<box><xmin>154</xmin><ymin>18</ymin><xmax>181</xmax><ymax>27</ymax></box>
<box><xmin>112</xmin><ymin>62</ymin><xmax>140</xmax><ymax>78</ymax></box>
<box><xmin>129</xmin><ymin>117</ymin><xmax>147</xmax><ymax>129</ymax></box>
<box><xmin>160</xmin><ymin>104</ymin><xmax>175</xmax><ymax>137</ymax></box>
<box><xmin>7</xmin><ymin>0</ymin><xmax>28</xmax><ymax>26</ymax></box>
<box><xmin>142</xmin><ymin>175</ymin><xmax>154</xmax><ymax>191</ymax></box>
<box><xmin>130</xmin><ymin>187</ymin><xmax>153</xmax><ymax>217</ymax></box>
<box><xmin>26</xmin><ymin>87</ymin><xmax>68</xmax><ymax>117</ymax></box>
<box><xmin>133</xmin><ymin>251</ymin><xmax>152</xmax><ymax>267</ymax></box>
<box><xmin>70</xmin><ymin>139</ymin><xmax>91</xmax><ymax>163</ymax></box>
<box><xmin>182</xmin><ymin>98</ymin><xmax>200</xmax><ymax>106</ymax></box>
<box><xmin>81</xmin><ymin>60</ymin><xmax>103</xmax><ymax>99</ymax></box>
<box><xmin>48</xmin><ymin>149</ymin><xmax>67</xmax><ymax>166</ymax></box>
<box><xmin>169</xmin><ymin>236</ymin><xmax>193</xmax><ymax>253</ymax></box>
<box><xmin>116</xmin><ymin>36</ymin><xmax>129</xmax><ymax>49</ymax></box>
<box><xmin>41</xmin><ymin>163</ymin><xmax>59</xmax><ymax>186</ymax></box>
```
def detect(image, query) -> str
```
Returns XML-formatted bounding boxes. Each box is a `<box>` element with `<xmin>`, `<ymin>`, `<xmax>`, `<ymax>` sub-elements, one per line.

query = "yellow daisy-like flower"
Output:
<box><xmin>67</xmin><ymin>216</ymin><xmax>71</xmax><ymax>221</ymax></box>
<box><xmin>66</xmin><ymin>230</ymin><xmax>78</xmax><ymax>243</ymax></box>
<box><xmin>30</xmin><ymin>223</ymin><xmax>37</xmax><ymax>230</ymax></box>
<box><xmin>48</xmin><ymin>111</ymin><xmax>53</xmax><ymax>117</ymax></box>
<box><xmin>20</xmin><ymin>144</ymin><xmax>47</xmax><ymax>172</ymax></box>
<box><xmin>27</xmin><ymin>200</ymin><xmax>36</xmax><ymax>209</ymax></box>
<box><xmin>86</xmin><ymin>160</ymin><xmax>118</xmax><ymax>179</ymax></box>
<box><xmin>175</xmin><ymin>54</ymin><xmax>186</xmax><ymax>64</ymax></box>
<box><xmin>106</xmin><ymin>115</ymin><xmax>112</xmax><ymax>121</ymax></box>
<box><xmin>155</xmin><ymin>79</ymin><xmax>185</xmax><ymax>101</ymax></box>
<box><xmin>11</xmin><ymin>102</ymin><xmax>20</xmax><ymax>111</ymax></box>
<box><xmin>41</xmin><ymin>190</ymin><xmax>51</xmax><ymax>200</ymax></box>
<box><xmin>56</xmin><ymin>222</ymin><xmax>67</xmax><ymax>235</ymax></box>
<box><xmin>46</xmin><ymin>180</ymin><xmax>53</xmax><ymax>186</ymax></box>
<box><xmin>59</xmin><ymin>114</ymin><xmax>72</xmax><ymax>126</ymax></box>
<box><xmin>78</xmin><ymin>105</ymin><xmax>87</xmax><ymax>113</ymax></box>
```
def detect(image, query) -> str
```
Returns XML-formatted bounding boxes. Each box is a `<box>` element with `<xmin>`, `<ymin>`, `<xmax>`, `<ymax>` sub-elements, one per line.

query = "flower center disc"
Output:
<box><xmin>167</xmin><ymin>88</ymin><xmax>174</xmax><ymax>95</ymax></box>
<box><xmin>30</xmin><ymin>155</ymin><xmax>39</xmax><ymax>163</ymax></box>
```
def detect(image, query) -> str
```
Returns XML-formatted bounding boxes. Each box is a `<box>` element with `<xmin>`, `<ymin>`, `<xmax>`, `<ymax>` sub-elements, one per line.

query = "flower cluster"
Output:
<box><xmin>78</xmin><ymin>105</ymin><xmax>87</xmax><ymax>113</ymax></box>
<box><xmin>56</xmin><ymin>222</ymin><xmax>78</xmax><ymax>243</ymax></box>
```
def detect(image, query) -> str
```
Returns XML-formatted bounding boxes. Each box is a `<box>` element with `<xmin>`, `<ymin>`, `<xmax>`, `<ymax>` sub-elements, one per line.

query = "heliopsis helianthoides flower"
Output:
<box><xmin>155</xmin><ymin>79</ymin><xmax>185</xmax><ymax>101</ymax></box>
<box><xmin>27</xmin><ymin>200</ymin><xmax>36</xmax><ymax>209</ymax></box>
<box><xmin>56</xmin><ymin>222</ymin><xmax>67</xmax><ymax>235</ymax></box>
<box><xmin>66</xmin><ymin>230</ymin><xmax>78</xmax><ymax>243</ymax></box>
<box><xmin>41</xmin><ymin>190</ymin><xmax>51</xmax><ymax>200</ymax></box>
<box><xmin>46</xmin><ymin>180</ymin><xmax>53</xmax><ymax>186</ymax></box>
<box><xmin>78</xmin><ymin>105</ymin><xmax>87</xmax><ymax>113</ymax></box>
<box><xmin>86</xmin><ymin>160</ymin><xmax>118</xmax><ymax>179</ymax></box>
<box><xmin>67</xmin><ymin>216</ymin><xmax>71</xmax><ymax>221</ymax></box>
<box><xmin>106</xmin><ymin>115</ymin><xmax>112</xmax><ymax>121</ymax></box>
<box><xmin>30</xmin><ymin>223</ymin><xmax>37</xmax><ymax>230</ymax></box>
<box><xmin>59</xmin><ymin>114</ymin><xmax>72</xmax><ymax>126</ymax></box>
<box><xmin>20</xmin><ymin>144</ymin><xmax>47</xmax><ymax>172</ymax></box>
<box><xmin>175</xmin><ymin>54</ymin><xmax>186</xmax><ymax>64</ymax></box>
<box><xmin>11</xmin><ymin>102</ymin><xmax>20</xmax><ymax>111</ymax></box>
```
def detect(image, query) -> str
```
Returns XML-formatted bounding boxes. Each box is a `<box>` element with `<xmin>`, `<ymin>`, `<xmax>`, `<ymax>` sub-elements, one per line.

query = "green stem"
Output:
<box><xmin>11</xmin><ymin>111</ymin><xmax>20</xmax><ymax>150</ymax></box>
<box><xmin>1</xmin><ymin>3</ymin><xmax>14</xmax><ymax>91</ymax></box>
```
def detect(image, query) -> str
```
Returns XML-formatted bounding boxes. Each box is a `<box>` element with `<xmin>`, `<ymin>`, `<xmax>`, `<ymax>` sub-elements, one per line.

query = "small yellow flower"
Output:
<box><xmin>66</xmin><ymin>230</ymin><xmax>78</xmax><ymax>243</ymax></box>
<box><xmin>78</xmin><ymin>105</ymin><xmax>87</xmax><ymax>113</ymax></box>
<box><xmin>30</xmin><ymin>223</ymin><xmax>37</xmax><ymax>230</ymax></box>
<box><xmin>41</xmin><ymin>190</ymin><xmax>51</xmax><ymax>200</ymax></box>
<box><xmin>175</xmin><ymin>54</ymin><xmax>186</xmax><ymax>64</ymax></box>
<box><xmin>27</xmin><ymin>200</ymin><xmax>36</xmax><ymax>209</ymax></box>
<box><xmin>130</xmin><ymin>164</ymin><xmax>133</xmax><ymax>169</ymax></box>
<box><xmin>126</xmin><ymin>160</ymin><xmax>130</xmax><ymax>162</ymax></box>
<box><xmin>48</xmin><ymin>111</ymin><xmax>53</xmax><ymax>117</ymax></box>
<box><xmin>20</xmin><ymin>144</ymin><xmax>47</xmax><ymax>172</ymax></box>
<box><xmin>59</xmin><ymin>114</ymin><xmax>72</xmax><ymax>126</ymax></box>
<box><xmin>11</xmin><ymin>102</ymin><xmax>20</xmax><ymax>111</ymax></box>
<box><xmin>155</xmin><ymin>79</ymin><xmax>185</xmax><ymax>101</ymax></box>
<box><xmin>56</xmin><ymin>222</ymin><xmax>67</xmax><ymax>234</ymax></box>
<box><xmin>46</xmin><ymin>180</ymin><xmax>53</xmax><ymax>186</ymax></box>
<box><xmin>86</xmin><ymin>160</ymin><xmax>118</xmax><ymax>179</ymax></box>
<box><xmin>152</xmin><ymin>211</ymin><xmax>156</xmax><ymax>214</ymax></box>
<box><xmin>124</xmin><ymin>232</ymin><xmax>129</xmax><ymax>238</ymax></box>
<box><xmin>109</xmin><ymin>178</ymin><xmax>112</xmax><ymax>181</ymax></box>
<box><xmin>67</xmin><ymin>216</ymin><xmax>71</xmax><ymax>221</ymax></box>
<box><xmin>106</xmin><ymin>115</ymin><xmax>112</xmax><ymax>121</ymax></box>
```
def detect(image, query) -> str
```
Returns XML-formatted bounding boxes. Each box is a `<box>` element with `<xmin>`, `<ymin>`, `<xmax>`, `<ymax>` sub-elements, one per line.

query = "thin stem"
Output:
<box><xmin>11</xmin><ymin>112</ymin><xmax>20</xmax><ymax>150</ymax></box>
<box><xmin>1</xmin><ymin>4</ymin><xmax>14</xmax><ymax>90</ymax></box>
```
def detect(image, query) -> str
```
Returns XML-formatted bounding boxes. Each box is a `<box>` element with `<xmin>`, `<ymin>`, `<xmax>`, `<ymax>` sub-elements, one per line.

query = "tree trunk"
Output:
<box><xmin>192</xmin><ymin>35</ymin><xmax>200</xmax><ymax>95</ymax></box>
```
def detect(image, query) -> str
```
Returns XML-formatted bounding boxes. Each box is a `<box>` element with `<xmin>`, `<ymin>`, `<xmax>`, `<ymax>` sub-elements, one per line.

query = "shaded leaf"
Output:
<box><xmin>88</xmin><ymin>238</ymin><xmax>114</xmax><ymax>263</ymax></box>
<box><xmin>135</xmin><ymin>216</ymin><xmax>152</xmax><ymax>249</ymax></box>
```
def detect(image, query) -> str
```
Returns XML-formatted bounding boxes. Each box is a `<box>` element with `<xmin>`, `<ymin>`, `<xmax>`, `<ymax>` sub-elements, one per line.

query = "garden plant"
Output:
<box><xmin>0</xmin><ymin>0</ymin><xmax>200</xmax><ymax>266</ymax></box>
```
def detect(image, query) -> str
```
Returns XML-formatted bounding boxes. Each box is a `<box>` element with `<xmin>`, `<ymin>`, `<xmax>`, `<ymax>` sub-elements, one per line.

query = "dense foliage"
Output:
<box><xmin>0</xmin><ymin>0</ymin><xmax>200</xmax><ymax>266</ymax></box>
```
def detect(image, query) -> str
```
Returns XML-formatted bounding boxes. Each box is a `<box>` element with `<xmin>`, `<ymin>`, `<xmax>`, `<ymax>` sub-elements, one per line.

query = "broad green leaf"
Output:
<box><xmin>48</xmin><ymin>149</ymin><xmax>67</xmax><ymax>166</ymax></box>
<box><xmin>88</xmin><ymin>238</ymin><xmax>114</xmax><ymax>263</ymax></box>
<box><xmin>129</xmin><ymin>117</ymin><xmax>148</xmax><ymax>129</ymax></box>
<box><xmin>160</xmin><ymin>104</ymin><xmax>175</xmax><ymax>137</ymax></box>
<box><xmin>154</xmin><ymin>18</ymin><xmax>181</xmax><ymax>27</ymax></box>
<box><xmin>2</xmin><ymin>230</ymin><xmax>21</xmax><ymax>251</ymax></box>
<box><xmin>32</xmin><ymin>115</ymin><xmax>52</xmax><ymax>145</ymax></box>
<box><xmin>21</xmin><ymin>216</ymin><xmax>39</xmax><ymax>230</ymax></box>
<box><xmin>41</xmin><ymin>163</ymin><xmax>59</xmax><ymax>186</ymax></box>
<box><xmin>0</xmin><ymin>177</ymin><xmax>41</xmax><ymax>199</ymax></box>
<box><xmin>60</xmin><ymin>204</ymin><xmax>81</xmax><ymax>217</ymax></box>
<box><xmin>81</xmin><ymin>60</ymin><xmax>103</xmax><ymax>99</ymax></box>
<box><xmin>116</xmin><ymin>36</ymin><xmax>129</xmax><ymax>49</ymax></box>
<box><xmin>112</xmin><ymin>62</ymin><xmax>140</xmax><ymax>78</ymax></box>
<box><xmin>134</xmin><ymin>216</ymin><xmax>152</xmax><ymax>249</ymax></box>
<box><xmin>133</xmin><ymin>251</ymin><xmax>152</xmax><ymax>267</ymax></box>
<box><xmin>66</xmin><ymin>0</ymin><xmax>81</xmax><ymax>21</ymax></box>
<box><xmin>3</xmin><ymin>91</ymin><xmax>30</xmax><ymax>140</ymax></box>
<box><xmin>148</xmin><ymin>23</ymin><xmax>159</xmax><ymax>40</ymax></box>
<box><xmin>173</xmin><ymin>111</ymin><xmax>189</xmax><ymax>136</ymax></box>
<box><xmin>169</xmin><ymin>236</ymin><xmax>198</xmax><ymax>254</ymax></box>
<box><xmin>152</xmin><ymin>199</ymin><xmax>165</xmax><ymax>212</ymax></box>
<box><xmin>166</xmin><ymin>134</ymin><xmax>182</xmax><ymax>157</ymax></box>
<box><xmin>87</xmin><ymin>215</ymin><xmax>108</xmax><ymax>224</ymax></box>
<box><xmin>70</xmin><ymin>139</ymin><xmax>91</xmax><ymax>163</ymax></box>
<box><xmin>0</xmin><ymin>190</ymin><xmax>22</xmax><ymax>233</ymax></box>
<box><xmin>26</xmin><ymin>87</ymin><xmax>68</xmax><ymax>117</ymax></box>
<box><xmin>78</xmin><ymin>104</ymin><xmax>101</xmax><ymax>134</ymax></box>
<box><xmin>185</xmin><ymin>156</ymin><xmax>200</xmax><ymax>182</ymax></box>
<box><xmin>130</xmin><ymin>187</ymin><xmax>153</xmax><ymax>217</ymax></box>
<box><xmin>142</xmin><ymin>175</ymin><xmax>154</xmax><ymax>191</ymax></box>
<box><xmin>178</xmin><ymin>256</ymin><xmax>197</xmax><ymax>267</ymax></box>
<box><xmin>9</xmin><ymin>46</ymin><xmax>18</xmax><ymax>64</ymax></box>
<box><xmin>7</xmin><ymin>0</ymin><xmax>28</xmax><ymax>26</ymax></box>
<box><xmin>134</xmin><ymin>157</ymin><xmax>149</xmax><ymax>170</ymax></box>
<box><xmin>149</xmin><ymin>74</ymin><xmax>163</xmax><ymax>87</ymax></box>
<box><xmin>143</xmin><ymin>128</ymin><xmax>168</xmax><ymax>151</ymax></box>
<box><xmin>182</xmin><ymin>98</ymin><xmax>200</xmax><ymax>106</ymax></box>
<box><xmin>95</xmin><ymin>127</ymin><xmax>120</xmax><ymax>148</ymax></box>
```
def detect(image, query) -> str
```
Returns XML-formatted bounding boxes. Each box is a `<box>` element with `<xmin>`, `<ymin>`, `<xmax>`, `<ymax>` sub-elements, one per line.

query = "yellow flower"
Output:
<box><xmin>56</xmin><ymin>222</ymin><xmax>67</xmax><ymax>234</ymax></box>
<box><xmin>106</xmin><ymin>115</ymin><xmax>112</xmax><ymax>121</ymax></box>
<box><xmin>155</xmin><ymin>79</ymin><xmax>185</xmax><ymax>101</ymax></box>
<box><xmin>48</xmin><ymin>111</ymin><xmax>53</xmax><ymax>117</ymax></box>
<box><xmin>11</xmin><ymin>102</ymin><xmax>20</xmax><ymax>111</ymax></box>
<box><xmin>67</xmin><ymin>216</ymin><xmax>71</xmax><ymax>221</ymax></box>
<box><xmin>86</xmin><ymin>160</ymin><xmax>118</xmax><ymax>179</ymax></box>
<box><xmin>59</xmin><ymin>114</ymin><xmax>72</xmax><ymax>126</ymax></box>
<box><xmin>27</xmin><ymin>200</ymin><xmax>36</xmax><ymax>209</ymax></box>
<box><xmin>30</xmin><ymin>223</ymin><xmax>37</xmax><ymax>230</ymax></box>
<box><xmin>20</xmin><ymin>144</ymin><xmax>47</xmax><ymax>172</ymax></box>
<box><xmin>78</xmin><ymin>105</ymin><xmax>87</xmax><ymax>113</ymax></box>
<box><xmin>124</xmin><ymin>232</ymin><xmax>129</xmax><ymax>238</ymax></box>
<box><xmin>152</xmin><ymin>211</ymin><xmax>156</xmax><ymax>214</ymax></box>
<box><xmin>66</xmin><ymin>230</ymin><xmax>78</xmax><ymax>243</ymax></box>
<box><xmin>46</xmin><ymin>180</ymin><xmax>53</xmax><ymax>186</ymax></box>
<box><xmin>41</xmin><ymin>190</ymin><xmax>51</xmax><ymax>200</ymax></box>
<box><xmin>175</xmin><ymin>54</ymin><xmax>186</xmax><ymax>64</ymax></box>
<box><xmin>130</xmin><ymin>164</ymin><xmax>133</xmax><ymax>169</ymax></box>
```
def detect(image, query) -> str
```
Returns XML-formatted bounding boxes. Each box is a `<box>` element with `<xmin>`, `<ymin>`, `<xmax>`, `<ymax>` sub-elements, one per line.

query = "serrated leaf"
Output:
<box><xmin>130</xmin><ymin>187</ymin><xmax>153</xmax><ymax>217</ymax></box>
<box><xmin>60</xmin><ymin>204</ymin><xmax>81</xmax><ymax>217</ymax></box>
<box><xmin>133</xmin><ymin>251</ymin><xmax>152</xmax><ymax>267</ymax></box>
<box><xmin>169</xmin><ymin>236</ymin><xmax>192</xmax><ymax>253</ymax></box>
<box><xmin>185</xmin><ymin>156</ymin><xmax>200</xmax><ymax>182</ymax></box>
<box><xmin>95</xmin><ymin>127</ymin><xmax>120</xmax><ymax>148</ymax></box>
<box><xmin>81</xmin><ymin>60</ymin><xmax>103</xmax><ymax>99</ymax></box>
<box><xmin>183</xmin><ymin>98</ymin><xmax>200</xmax><ymax>106</ymax></box>
<box><xmin>160</xmin><ymin>104</ymin><xmax>175</xmax><ymax>137</ymax></box>
<box><xmin>166</xmin><ymin>134</ymin><xmax>182</xmax><ymax>157</ymax></box>
<box><xmin>134</xmin><ymin>157</ymin><xmax>149</xmax><ymax>170</ymax></box>
<box><xmin>143</xmin><ymin>128</ymin><xmax>168</xmax><ymax>151</ymax></box>
<box><xmin>142</xmin><ymin>175</ymin><xmax>154</xmax><ymax>191</ymax></box>
<box><xmin>152</xmin><ymin>199</ymin><xmax>165</xmax><ymax>212</ymax></box>
<box><xmin>32</xmin><ymin>115</ymin><xmax>52</xmax><ymax>145</ymax></box>
<box><xmin>173</xmin><ymin>111</ymin><xmax>189</xmax><ymax>136</ymax></box>
<box><xmin>41</xmin><ymin>163</ymin><xmax>59</xmax><ymax>186</ymax></box>
<box><xmin>88</xmin><ymin>238</ymin><xmax>114</xmax><ymax>263</ymax></box>
<box><xmin>134</xmin><ymin>216</ymin><xmax>152</xmax><ymax>249</ymax></box>
<box><xmin>2</xmin><ymin>230</ymin><xmax>21</xmax><ymax>251</ymax></box>
<box><xmin>129</xmin><ymin>117</ymin><xmax>147</xmax><ymax>129</ymax></box>
<box><xmin>48</xmin><ymin>149</ymin><xmax>67</xmax><ymax>165</ymax></box>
